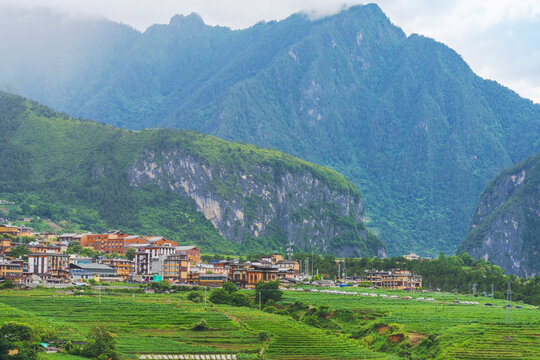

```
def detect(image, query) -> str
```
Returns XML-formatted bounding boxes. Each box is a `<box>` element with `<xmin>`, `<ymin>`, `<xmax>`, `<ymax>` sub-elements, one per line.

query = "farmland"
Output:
<box><xmin>0</xmin><ymin>287</ymin><xmax>539</xmax><ymax>359</ymax></box>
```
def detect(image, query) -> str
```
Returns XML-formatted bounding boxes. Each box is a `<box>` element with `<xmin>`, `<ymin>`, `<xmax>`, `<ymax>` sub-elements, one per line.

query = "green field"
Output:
<box><xmin>0</xmin><ymin>287</ymin><xmax>539</xmax><ymax>359</ymax></box>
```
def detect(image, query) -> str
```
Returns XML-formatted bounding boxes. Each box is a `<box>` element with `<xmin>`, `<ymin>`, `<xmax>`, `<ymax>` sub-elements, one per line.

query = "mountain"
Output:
<box><xmin>1</xmin><ymin>5</ymin><xmax>540</xmax><ymax>257</ymax></box>
<box><xmin>458</xmin><ymin>152</ymin><xmax>540</xmax><ymax>277</ymax></box>
<box><xmin>0</xmin><ymin>91</ymin><xmax>384</xmax><ymax>256</ymax></box>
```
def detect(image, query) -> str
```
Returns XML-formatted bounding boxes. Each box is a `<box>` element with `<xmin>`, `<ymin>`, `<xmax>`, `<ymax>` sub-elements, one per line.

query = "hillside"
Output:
<box><xmin>1</xmin><ymin>5</ymin><xmax>540</xmax><ymax>256</ymax></box>
<box><xmin>458</xmin><ymin>152</ymin><xmax>540</xmax><ymax>277</ymax></box>
<box><xmin>0</xmin><ymin>91</ymin><xmax>384</xmax><ymax>256</ymax></box>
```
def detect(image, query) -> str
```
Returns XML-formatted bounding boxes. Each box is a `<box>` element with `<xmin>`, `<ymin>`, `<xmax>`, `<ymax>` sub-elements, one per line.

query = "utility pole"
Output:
<box><xmin>338</xmin><ymin>262</ymin><xmax>341</xmax><ymax>280</ymax></box>
<box><xmin>491</xmin><ymin>283</ymin><xmax>494</xmax><ymax>299</ymax></box>
<box><xmin>259</xmin><ymin>291</ymin><xmax>262</xmax><ymax>311</ymax></box>
<box><xmin>505</xmin><ymin>282</ymin><xmax>513</xmax><ymax>324</ymax></box>
<box><xmin>204</xmin><ymin>287</ymin><xmax>207</xmax><ymax>310</ymax></box>
<box><xmin>287</xmin><ymin>240</ymin><xmax>294</xmax><ymax>261</ymax></box>
<box><xmin>99</xmin><ymin>286</ymin><xmax>102</xmax><ymax>305</ymax></box>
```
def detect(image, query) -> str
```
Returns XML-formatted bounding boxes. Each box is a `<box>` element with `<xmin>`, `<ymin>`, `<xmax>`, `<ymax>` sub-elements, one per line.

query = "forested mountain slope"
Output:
<box><xmin>1</xmin><ymin>4</ymin><xmax>540</xmax><ymax>256</ymax></box>
<box><xmin>0</xmin><ymin>92</ymin><xmax>384</xmax><ymax>256</ymax></box>
<box><xmin>458</xmin><ymin>152</ymin><xmax>540</xmax><ymax>277</ymax></box>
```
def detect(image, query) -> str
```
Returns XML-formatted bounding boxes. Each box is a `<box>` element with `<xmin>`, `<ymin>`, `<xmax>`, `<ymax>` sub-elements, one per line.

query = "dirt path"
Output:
<box><xmin>45</xmin><ymin>220</ymin><xmax>63</xmax><ymax>231</ymax></box>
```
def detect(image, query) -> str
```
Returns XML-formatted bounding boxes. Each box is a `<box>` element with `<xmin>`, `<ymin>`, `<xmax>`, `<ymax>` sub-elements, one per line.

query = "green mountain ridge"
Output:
<box><xmin>0</xmin><ymin>91</ymin><xmax>384</xmax><ymax>256</ymax></box>
<box><xmin>458</xmin><ymin>151</ymin><xmax>540</xmax><ymax>277</ymax></box>
<box><xmin>1</xmin><ymin>4</ymin><xmax>540</xmax><ymax>256</ymax></box>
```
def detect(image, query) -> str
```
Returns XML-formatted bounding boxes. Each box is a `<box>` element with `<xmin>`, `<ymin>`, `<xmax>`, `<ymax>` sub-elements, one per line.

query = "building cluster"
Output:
<box><xmin>0</xmin><ymin>225</ymin><xmax>300</xmax><ymax>288</ymax></box>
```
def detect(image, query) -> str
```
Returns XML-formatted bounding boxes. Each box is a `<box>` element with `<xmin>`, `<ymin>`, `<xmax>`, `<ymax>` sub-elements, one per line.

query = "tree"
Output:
<box><xmin>222</xmin><ymin>281</ymin><xmax>238</xmax><ymax>294</ymax></box>
<box><xmin>255</xmin><ymin>281</ymin><xmax>282</xmax><ymax>306</ymax></box>
<box><xmin>208</xmin><ymin>288</ymin><xmax>230</xmax><ymax>304</ymax></box>
<box><xmin>82</xmin><ymin>325</ymin><xmax>119</xmax><ymax>360</ymax></box>
<box><xmin>8</xmin><ymin>245</ymin><xmax>30</xmax><ymax>260</ymax></box>
<box><xmin>229</xmin><ymin>291</ymin><xmax>252</xmax><ymax>307</ymax></box>
<box><xmin>0</xmin><ymin>323</ymin><xmax>39</xmax><ymax>360</ymax></box>
<box><xmin>125</xmin><ymin>247</ymin><xmax>136</xmax><ymax>261</ymax></box>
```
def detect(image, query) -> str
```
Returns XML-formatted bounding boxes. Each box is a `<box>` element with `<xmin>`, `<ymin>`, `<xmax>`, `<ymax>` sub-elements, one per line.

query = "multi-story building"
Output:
<box><xmin>0</xmin><ymin>224</ymin><xmax>18</xmax><ymax>237</ymax></box>
<box><xmin>145</xmin><ymin>237</ymin><xmax>178</xmax><ymax>247</ymax></box>
<box><xmin>162</xmin><ymin>254</ymin><xmax>190</xmax><ymax>283</ymax></box>
<box><xmin>133</xmin><ymin>245</ymin><xmax>177</xmax><ymax>275</ymax></box>
<box><xmin>230</xmin><ymin>262</ymin><xmax>279</xmax><ymax>288</ymax></box>
<box><xmin>69</xmin><ymin>263</ymin><xmax>116</xmax><ymax>281</ymax></box>
<box><xmin>17</xmin><ymin>226</ymin><xmax>33</xmax><ymax>237</ymax></box>
<box><xmin>362</xmin><ymin>269</ymin><xmax>422</xmax><ymax>290</ymax></box>
<box><xmin>26</xmin><ymin>244</ymin><xmax>62</xmax><ymax>254</ymax></box>
<box><xmin>0</xmin><ymin>238</ymin><xmax>11</xmax><ymax>254</ymax></box>
<box><xmin>276</xmin><ymin>260</ymin><xmax>300</xmax><ymax>278</ymax></box>
<box><xmin>199</xmin><ymin>273</ymin><xmax>228</xmax><ymax>287</ymax></box>
<box><xmin>176</xmin><ymin>246</ymin><xmax>200</xmax><ymax>264</ymax></box>
<box><xmin>101</xmin><ymin>258</ymin><xmax>134</xmax><ymax>281</ymax></box>
<box><xmin>0</xmin><ymin>261</ymin><xmax>23</xmax><ymax>281</ymax></box>
<box><xmin>28</xmin><ymin>253</ymin><xmax>70</xmax><ymax>277</ymax></box>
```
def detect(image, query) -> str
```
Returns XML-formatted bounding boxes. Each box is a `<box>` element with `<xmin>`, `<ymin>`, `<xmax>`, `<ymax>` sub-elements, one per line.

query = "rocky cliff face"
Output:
<box><xmin>128</xmin><ymin>149</ymin><xmax>385</xmax><ymax>257</ymax></box>
<box><xmin>458</xmin><ymin>152</ymin><xmax>540</xmax><ymax>277</ymax></box>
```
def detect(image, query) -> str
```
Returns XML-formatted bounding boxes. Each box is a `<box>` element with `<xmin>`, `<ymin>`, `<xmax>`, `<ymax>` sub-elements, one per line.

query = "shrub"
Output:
<box><xmin>230</xmin><ymin>291</ymin><xmax>252</xmax><ymax>307</ymax></box>
<box><xmin>187</xmin><ymin>291</ymin><xmax>204</xmax><ymax>303</ymax></box>
<box><xmin>258</xmin><ymin>331</ymin><xmax>270</xmax><ymax>341</ymax></box>
<box><xmin>192</xmin><ymin>319</ymin><xmax>207</xmax><ymax>331</ymax></box>
<box><xmin>209</xmin><ymin>288</ymin><xmax>230</xmax><ymax>304</ymax></box>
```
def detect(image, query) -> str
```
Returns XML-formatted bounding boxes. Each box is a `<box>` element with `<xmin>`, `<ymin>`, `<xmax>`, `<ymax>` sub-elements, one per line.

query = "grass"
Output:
<box><xmin>1</xmin><ymin>287</ymin><xmax>539</xmax><ymax>359</ymax></box>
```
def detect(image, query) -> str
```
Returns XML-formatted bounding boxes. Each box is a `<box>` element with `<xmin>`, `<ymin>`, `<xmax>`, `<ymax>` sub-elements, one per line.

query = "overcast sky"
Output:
<box><xmin>4</xmin><ymin>0</ymin><xmax>540</xmax><ymax>103</ymax></box>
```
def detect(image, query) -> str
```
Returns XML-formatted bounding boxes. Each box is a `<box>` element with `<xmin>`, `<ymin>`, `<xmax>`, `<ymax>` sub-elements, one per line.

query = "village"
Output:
<box><xmin>0</xmin><ymin>224</ymin><xmax>422</xmax><ymax>290</ymax></box>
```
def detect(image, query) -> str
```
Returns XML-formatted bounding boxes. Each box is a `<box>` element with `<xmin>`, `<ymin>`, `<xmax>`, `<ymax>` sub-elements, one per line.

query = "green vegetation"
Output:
<box><xmin>1</xmin><ymin>287</ymin><xmax>539</xmax><ymax>359</ymax></box>
<box><xmin>0</xmin><ymin>91</ymin><xmax>380</xmax><ymax>255</ymax></box>
<box><xmin>2</xmin><ymin>5</ymin><xmax>540</xmax><ymax>258</ymax></box>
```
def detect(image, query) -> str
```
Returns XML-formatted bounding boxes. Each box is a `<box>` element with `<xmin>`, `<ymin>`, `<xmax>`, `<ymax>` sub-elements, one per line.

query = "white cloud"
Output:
<box><xmin>3</xmin><ymin>0</ymin><xmax>540</xmax><ymax>103</ymax></box>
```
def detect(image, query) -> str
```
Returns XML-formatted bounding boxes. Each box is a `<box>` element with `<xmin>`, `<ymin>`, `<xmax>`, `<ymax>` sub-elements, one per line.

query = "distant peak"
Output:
<box><xmin>169</xmin><ymin>13</ymin><xmax>205</xmax><ymax>29</ymax></box>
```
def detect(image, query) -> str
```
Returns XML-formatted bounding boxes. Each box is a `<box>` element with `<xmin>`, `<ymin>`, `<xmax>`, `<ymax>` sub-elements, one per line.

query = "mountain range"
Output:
<box><xmin>0</xmin><ymin>91</ymin><xmax>383</xmax><ymax>256</ymax></box>
<box><xmin>1</xmin><ymin>4</ymin><xmax>539</xmax><ymax>258</ymax></box>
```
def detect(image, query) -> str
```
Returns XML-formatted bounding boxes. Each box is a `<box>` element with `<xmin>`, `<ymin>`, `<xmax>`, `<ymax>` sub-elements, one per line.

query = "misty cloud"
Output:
<box><xmin>2</xmin><ymin>0</ymin><xmax>540</xmax><ymax>103</ymax></box>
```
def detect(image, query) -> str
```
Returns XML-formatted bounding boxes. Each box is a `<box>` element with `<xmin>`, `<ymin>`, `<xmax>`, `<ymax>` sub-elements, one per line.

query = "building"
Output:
<box><xmin>17</xmin><ymin>226</ymin><xmax>33</xmax><ymax>237</ymax></box>
<box><xmin>260</xmin><ymin>253</ymin><xmax>283</xmax><ymax>264</ymax></box>
<box><xmin>0</xmin><ymin>224</ymin><xmax>18</xmax><ymax>237</ymax></box>
<box><xmin>69</xmin><ymin>263</ymin><xmax>116</xmax><ymax>281</ymax></box>
<box><xmin>133</xmin><ymin>245</ymin><xmax>177</xmax><ymax>276</ymax></box>
<box><xmin>403</xmin><ymin>253</ymin><xmax>420</xmax><ymax>261</ymax></box>
<box><xmin>0</xmin><ymin>238</ymin><xmax>11</xmax><ymax>254</ymax></box>
<box><xmin>101</xmin><ymin>259</ymin><xmax>134</xmax><ymax>281</ymax></box>
<box><xmin>162</xmin><ymin>254</ymin><xmax>190</xmax><ymax>283</ymax></box>
<box><xmin>276</xmin><ymin>260</ymin><xmax>300</xmax><ymax>278</ymax></box>
<box><xmin>28</xmin><ymin>253</ymin><xmax>70</xmax><ymax>277</ymax></box>
<box><xmin>145</xmin><ymin>237</ymin><xmax>178</xmax><ymax>247</ymax></box>
<box><xmin>26</xmin><ymin>244</ymin><xmax>62</xmax><ymax>254</ymax></box>
<box><xmin>0</xmin><ymin>261</ymin><xmax>23</xmax><ymax>282</ymax></box>
<box><xmin>175</xmin><ymin>246</ymin><xmax>200</xmax><ymax>264</ymax></box>
<box><xmin>59</xmin><ymin>233</ymin><xmax>86</xmax><ymax>243</ymax></box>
<box><xmin>95</xmin><ymin>234</ymin><xmax>146</xmax><ymax>255</ymax></box>
<box><xmin>229</xmin><ymin>262</ymin><xmax>279</xmax><ymax>288</ymax></box>
<box><xmin>199</xmin><ymin>273</ymin><xmax>228</xmax><ymax>287</ymax></box>
<box><xmin>37</xmin><ymin>233</ymin><xmax>59</xmax><ymax>242</ymax></box>
<box><xmin>362</xmin><ymin>269</ymin><xmax>422</xmax><ymax>290</ymax></box>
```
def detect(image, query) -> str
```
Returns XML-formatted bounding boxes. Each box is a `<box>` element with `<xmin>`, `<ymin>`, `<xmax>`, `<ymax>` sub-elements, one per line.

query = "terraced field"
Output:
<box><xmin>0</xmin><ymin>289</ymin><xmax>390</xmax><ymax>359</ymax></box>
<box><xmin>281</xmin><ymin>288</ymin><xmax>540</xmax><ymax>359</ymax></box>
<box><xmin>223</xmin><ymin>307</ymin><xmax>394</xmax><ymax>359</ymax></box>
<box><xmin>1</xmin><ymin>288</ymin><xmax>538</xmax><ymax>359</ymax></box>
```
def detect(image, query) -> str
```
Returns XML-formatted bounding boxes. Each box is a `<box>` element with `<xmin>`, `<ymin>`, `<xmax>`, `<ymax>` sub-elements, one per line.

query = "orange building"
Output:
<box><xmin>163</xmin><ymin>254</ymin><xmax>190</xmax><ymax>283</ymax></box>
<box><xmin>101</xmin><ymin>259</ymin><xmax>134</xmax><ymax>280</ymax></box>
<box><xmin>28</xmin><ymin>253</ymin><xmax>70</xmax><ymax>276</ymax></box>
<box><xmin>0</xmin><ymin>238</ymin><xmax>11</xmax><ymax>254</ymax></box>
<box><xmin>26</xmin><ymin>244</ymin><xmax>62</xmax><ymax>254</ymax></box>
<box><xmin>0</xmin><ymin>225</ymin><xmax>18</xmax><ymax>237</ymax></box>
<box><xmin>230</xmin><ymin>263</ymin><xmax>278</xmax><ymax>288</ymax></box>
<box><xmin>176</xmin><ymin>246</ymin><xmax>200</xmax><ymax>264</ymax></box>
<box><xmin>17</xmin><ymin>226</ymin><xmax>33</xmax><ymax>237</ymax></box>
<box><xmin>0</xmin><ymin>261</ymin><xmax>23</xmax><ymax>281</ymax></box>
